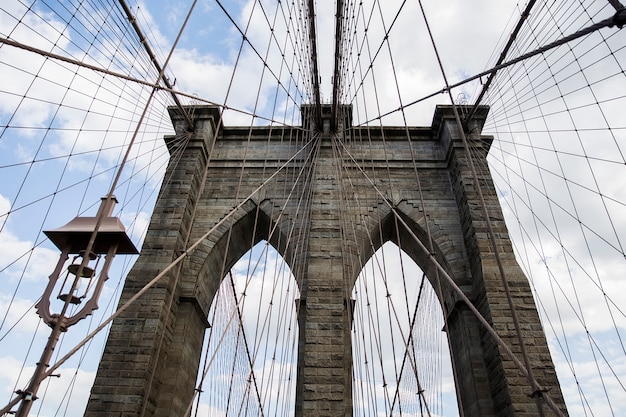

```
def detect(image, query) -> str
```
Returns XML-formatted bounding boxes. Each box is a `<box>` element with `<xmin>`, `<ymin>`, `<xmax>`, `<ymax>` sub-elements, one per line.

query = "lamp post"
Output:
<box><xmin>9</xmin><ymin>196</ymin><xmax>137</xmax><ymax>417</ymax></box>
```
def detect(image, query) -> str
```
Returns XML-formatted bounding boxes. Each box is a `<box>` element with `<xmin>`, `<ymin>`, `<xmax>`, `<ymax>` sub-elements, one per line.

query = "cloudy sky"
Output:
<box><xmin>1</xmin><ymin>0</ymin><xmax>625</xmax><ymax>416</ymax></box>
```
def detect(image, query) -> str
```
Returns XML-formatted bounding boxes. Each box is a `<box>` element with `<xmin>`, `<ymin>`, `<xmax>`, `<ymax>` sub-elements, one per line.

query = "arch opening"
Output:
<box><xmin>351</xmin><ymin>241</ymin><xmax>459</xmax><ymax>417</ymax></box>
<box><xmin>192</xmin><ymin>240</ymin><xmax>300</xmax><ymax>417</ymax></box>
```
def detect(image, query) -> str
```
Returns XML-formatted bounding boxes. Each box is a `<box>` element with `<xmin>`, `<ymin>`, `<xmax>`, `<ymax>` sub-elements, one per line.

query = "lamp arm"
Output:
<box><xmin>65</xmin><ymin>243</ymin><xmax>119</xmax><ymax>328</ymax></box>
<box><xmin>35</xmin><ymin>249</ymin><xmax>70</xmax><ymax>327</ymax></box>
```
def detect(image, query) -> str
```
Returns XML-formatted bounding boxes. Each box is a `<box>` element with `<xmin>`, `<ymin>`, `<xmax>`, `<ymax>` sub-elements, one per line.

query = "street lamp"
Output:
<box><xmin>5</xmin><ymin>196</ymin><xmax>138</xmax><ymax>417</ymax></box>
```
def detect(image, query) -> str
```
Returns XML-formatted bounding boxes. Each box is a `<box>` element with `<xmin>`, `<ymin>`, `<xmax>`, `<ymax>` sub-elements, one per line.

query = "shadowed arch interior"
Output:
<box><xmin>351</xmin><ymin>241</ymin><xmax>458</xmax><ymax>416</ymax></box>
<box><xmin>194</xmin><ymin>239</ymin><xmax>300</xmax><ymax>416</ymax></box>
<box><xmin>354</xmin><ymin>208</ymin><xmax>463</xmax><ymax>313</ymax></box>
<box><xmin>184</xmin><ymin>200</ymin><xmax>296</xmax><ymax>318</ymax></box>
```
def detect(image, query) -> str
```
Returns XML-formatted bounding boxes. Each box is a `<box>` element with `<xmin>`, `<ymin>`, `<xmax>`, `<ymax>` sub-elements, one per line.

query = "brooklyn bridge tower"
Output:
<box><xmin>2</xmin><ymin>1</ymin><xmax>624</xmax><ymax>417</ymax></box>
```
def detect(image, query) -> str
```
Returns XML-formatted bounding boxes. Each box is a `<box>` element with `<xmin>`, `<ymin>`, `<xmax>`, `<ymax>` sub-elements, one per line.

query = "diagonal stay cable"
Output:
<box><xmin>0</xmin><ymin>36</ymin><xmax>301</xmax><ymax>128</ymax></box>
<box><xmin>213</xmin><ymin>0</ymin><xmax>309</xmax><ymax>109</ymax></box>
<box><xmin>186</xmin><ymin>131</ymin><xmax>320</xmax><ymax>416</ymax></box>
<box><xmin>37</xmin><ymin>135</ymin><xmax>317</xmax><ymax>383</ymax></box>
<box><xmin>228</xmin><ymin>270</ymin><xmax>266</xmax><ymax>417</ymax></box>
<box><xmin>117</xmin><ymin>0</ymin><xmax>194</xmax><ymax>128</ymax></box>
<box><xmin>334</xmin><ymin>133</ymin><xmax>567</xmax><ymax>417</ymax></box>
<box><xmin>464</xmin><ymin>0</ymin><xmax>537</xmax><ymax>125</ymax></box>
<box><xmin>0</xmin><ymin>0</ymin><xmax>200</xmax><ymax>412</ymax></box>
<box><xmin>353</xmin><ymin>6</ymin><xmax>626</xmax><ymax>127</ymax></box>
<box><xmin>415</xmin><ymin>0</ymin><xmax>557</xmax><ymax>414</ymax></box>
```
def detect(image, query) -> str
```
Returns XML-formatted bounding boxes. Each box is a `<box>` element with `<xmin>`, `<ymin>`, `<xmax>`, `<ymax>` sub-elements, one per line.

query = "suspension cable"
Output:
<box><xmin>117</xmin><ymin>0</ymin><xmax>194</xmax><ymax>129</ymax></box>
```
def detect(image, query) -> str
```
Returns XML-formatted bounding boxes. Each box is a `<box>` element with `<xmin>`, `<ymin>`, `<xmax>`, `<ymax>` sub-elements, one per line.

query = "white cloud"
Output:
<box><xmin>553</xmin><ymin>336</ymin><xmax>626</xmax><ymax>416</ymax></box>
<box><xmin>1</xmin><ymin>1</ymin><xmax>624</xmax><ymax>417</ymax></box>
<box><xmin>1</xmin><ymin>1</ymin><xmax>174</xmax><ymax>215</ymax></box>
<box><xmin>0</xmin><ymin>355</ymin><xmax>95</xmax><ymax>417</ymax></box>
<box><xmin>0</xmin><ymin>194</ymin><xmax>60</xmax><ymax>284</ymax></box>
<box><xmin>120</xmin><ymin>209</ymin><xmax>151</xmax><ymax>246</ymax></box>
<box><xmin>0</xmin><ymin>293</ymin><xmax>39</xmax><ymax>336</ymax></box>
<box><xmin>0</xmin><ymin>193</ymin><xmax>9</xmax><ymax>229</ymax></box>
<box><xmin>0</xmin><ymin>3</ymin><xmax>72</xmax><ymax>130</ymax></box>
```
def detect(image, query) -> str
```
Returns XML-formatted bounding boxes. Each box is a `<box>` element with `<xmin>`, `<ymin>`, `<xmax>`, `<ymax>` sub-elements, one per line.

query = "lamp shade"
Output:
<box><xmin>44</xmin><ymin>216</ymin><xmax>138</xmax><ymax>255</ymax></box>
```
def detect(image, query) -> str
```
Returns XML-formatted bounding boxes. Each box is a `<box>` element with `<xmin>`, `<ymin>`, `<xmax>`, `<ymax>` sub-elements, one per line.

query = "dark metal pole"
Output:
<box><xmin>331</xmin><ymin>0</ymin><xmax>344</xmax><ymax>131</ymax></box>
<box><xmin>464</xmin><ymin>0</ymin><xmax>536</xmax><ymax>126</ymax></box>
<box><xmin>118</xmin><ymin>0</ymin><xmax>195</xmax><ymax>130</ymax></box>
<box><xmin>14</xmin><ymin>252</ymin><xmax>82</xmax><ymax>417</ymax></box>
<box><xmin>14</xmin><ymin>318</ymin><xmax>66</xmax><ymax>417</ymax></box>
<box><xmin>306</xmin><ymin>0</ymin><xmax>322</xmax><ymax>129</ymax></box>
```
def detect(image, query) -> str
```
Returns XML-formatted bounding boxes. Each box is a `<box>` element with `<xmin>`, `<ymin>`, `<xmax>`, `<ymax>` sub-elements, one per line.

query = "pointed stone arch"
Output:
<box><xmin>85</xmin><ymin>107</ymin><xmax>303</xmax><ymax>417</ymax></box>
<box><xmin>180</xmin><ymin>198</ymin><xmax>296</xmax><ymax>322</ymax></box>
<box><xmin>354</xmin><ymin>206</ymin><xmax>466</xmax><ymax>302</ymax></box>
<box><xmin>351</xmin><ymin>205</ymin><xmax>487</xmax><ymax>415</ymax></box>
<box><xmin>351</xmin><ymin>240</ymin><xmax>458</xmax><ymax>415</ymax></box>
<box><xmin>195</xmin><ymin>239</ymin><xmax>300</xmax><ymax>416</ymax></box>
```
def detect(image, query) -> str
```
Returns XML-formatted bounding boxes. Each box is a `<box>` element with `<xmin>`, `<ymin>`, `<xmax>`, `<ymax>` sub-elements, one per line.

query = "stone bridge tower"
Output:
<box><xmin>85</xmin><ymin>104</ymin><xmax>568</xmax><ymax>416</ymax></box>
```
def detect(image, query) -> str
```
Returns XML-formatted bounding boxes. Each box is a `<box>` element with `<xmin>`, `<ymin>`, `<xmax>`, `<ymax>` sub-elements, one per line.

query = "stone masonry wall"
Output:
<box><xmin>85</xmin><ymin>104</ymin><xmax>567</xmax><ymax>417</ymax></box>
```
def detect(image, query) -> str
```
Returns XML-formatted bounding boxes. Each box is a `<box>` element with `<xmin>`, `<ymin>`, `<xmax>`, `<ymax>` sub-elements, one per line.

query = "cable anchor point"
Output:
<box><xmin>528</xmin><ymin>386</ymin><xmax>549</xmax><ymax>399</ymax></box>
<box><xmin>611</xmin><ymin>8</ymin><xmax>626</xmax><ymax>28</ymax></box>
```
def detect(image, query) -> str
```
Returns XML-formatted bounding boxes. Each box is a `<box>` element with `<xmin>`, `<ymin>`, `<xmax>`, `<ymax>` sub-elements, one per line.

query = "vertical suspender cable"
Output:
<box><xmin>414</xmin><ymin>1</ymin><xmax>561</xmax><ymax>415</ymax></box>
<box><xmin>306</xmin><ymin>0</ymin><xmax>322</xmax><ymax>128</ymax></box>
<box><xmin>330</xmin><ymin>0</ymin><xmax>344</xmax><ymax>130</ymax></box>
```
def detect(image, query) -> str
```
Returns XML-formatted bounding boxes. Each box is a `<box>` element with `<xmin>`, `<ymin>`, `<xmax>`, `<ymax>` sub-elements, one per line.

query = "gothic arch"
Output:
<box><xmin>351</xmin><ymin>240</ymin><xmax>458</xmax><ymax>415</ymax></box>
<box><xmin>181</xmin><ymin>198</ymin><xmax>296</xmax><ymax>319</ymax></box>
<box><xmin>351</xmin><ymin>201</ymin><xmax>470</xmax><ymax>312</ymax></box>
<box><xmin>351</xmin><ymin>202</ymin><xmax>482</xmax><ymax>415</ymax></box>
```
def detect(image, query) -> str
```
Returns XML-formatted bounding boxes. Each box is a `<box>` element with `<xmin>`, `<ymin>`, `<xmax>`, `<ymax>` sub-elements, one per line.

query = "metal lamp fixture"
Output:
<box><xmin>4</xmin><ymin>195</ymin><xmax>138</xmax><ymax>417</ymax></box>
<box><xmin>36</xmin><ymin>196</ymin><xmax>138</xmax><ymax>330</ymax></box>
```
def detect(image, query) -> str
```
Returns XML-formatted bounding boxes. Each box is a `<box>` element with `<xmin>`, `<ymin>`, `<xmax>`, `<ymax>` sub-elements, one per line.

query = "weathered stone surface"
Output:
<box><xmin>85</xmin><ymin>105</ymin><xmax>567</xmax><ymax>417</ymax></box>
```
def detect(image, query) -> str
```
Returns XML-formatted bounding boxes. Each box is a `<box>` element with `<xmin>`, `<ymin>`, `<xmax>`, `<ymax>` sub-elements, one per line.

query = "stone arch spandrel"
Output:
<box><xmin>350</xmin><ymin>201</ymin><xmax>500</xmax><ymax>417</ymax></box>
<box><xmin>351</xmin><ymin>199</ymin><xmax>471</xmax><ymax>306</ymax></box>
<box><xmin>180</xmin><ymin>198</ymin><xmax>294</xmax><ymax>321</ymax></box>
<box><xmin>152</xmin><ymin>198</ymin><xmax>296</xmax><ymax>416</ymax></box>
